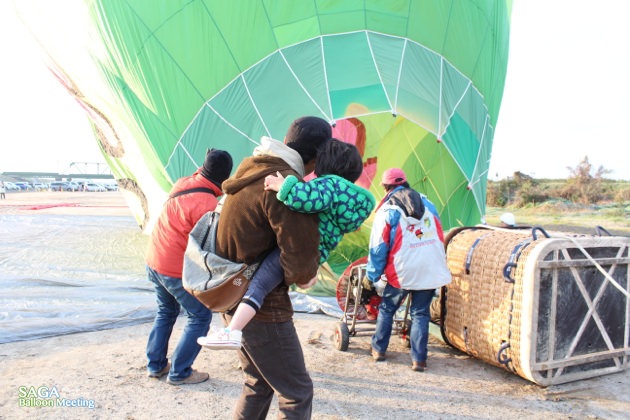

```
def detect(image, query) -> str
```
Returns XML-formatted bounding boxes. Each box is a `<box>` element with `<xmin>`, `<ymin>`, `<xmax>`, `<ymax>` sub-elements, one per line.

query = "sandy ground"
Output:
<box><xmin>0</xmin><ymin>190</ymin><xmax>133</xmax><ymax>216</ymax></box>
<box><xmin>1</xmin><ymin>191</ymin><xmax>629</xmax><ymax>419</ymax></box>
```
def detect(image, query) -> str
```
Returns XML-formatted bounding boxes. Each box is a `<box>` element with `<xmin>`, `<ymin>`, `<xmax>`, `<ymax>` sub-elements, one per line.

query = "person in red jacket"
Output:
<box><xmin>145</xmin><ymin>148</ymin><xmax>233</xmax><ymax>385</ymax></box>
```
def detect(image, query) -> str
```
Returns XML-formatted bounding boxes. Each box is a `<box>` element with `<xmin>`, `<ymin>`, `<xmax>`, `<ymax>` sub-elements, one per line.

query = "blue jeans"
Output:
<box><xmin>372</xmin><ymin>284</ymin><xmax>435</xmax><ymax>363</ymax></box>
<box><xmin>145</xmin><ymin>266</ymin><xmax>212</xmax><ymax>381</ymax></box>
<box><xmin>242</xmin><ymin>248</ymin><xmax>283</xmax><ymax>311</ymax></box>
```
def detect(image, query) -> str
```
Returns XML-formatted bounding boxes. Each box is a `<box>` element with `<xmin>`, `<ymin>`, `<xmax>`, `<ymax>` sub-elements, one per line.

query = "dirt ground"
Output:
<box><xmin>1</xmin><ymin>191</ymin><xmax>629</xmax><ymax>419</ymax></box>
<box><xmin>1</xmin><ymin>315</ymin><xmax>629</xmax><ymax>419</ymax></box>
<box><xmin>0</xmin><ymin>190</ymin><xmax>133</xmax><ymax>216</ymax></box>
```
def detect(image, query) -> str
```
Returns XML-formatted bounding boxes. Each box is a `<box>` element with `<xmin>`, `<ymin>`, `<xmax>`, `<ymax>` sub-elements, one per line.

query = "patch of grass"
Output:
<box><xmin>485</xmin><ymin>202</ymin><xmax>630</xmax><ymax>236</ymax></box>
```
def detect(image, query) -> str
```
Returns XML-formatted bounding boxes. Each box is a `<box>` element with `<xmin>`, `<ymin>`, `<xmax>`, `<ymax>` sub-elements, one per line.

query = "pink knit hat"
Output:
<box><xmin>381</xmin><ymin>168</ymin><xmax>407</xmax><ymax>185</ymax></box>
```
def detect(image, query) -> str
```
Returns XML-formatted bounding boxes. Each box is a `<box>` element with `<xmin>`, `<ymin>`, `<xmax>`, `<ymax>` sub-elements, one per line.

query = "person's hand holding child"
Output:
<box><xmin>264</xmin><ymin>171</ymin><xmax>285</xmax><ymax>192</ymax></box>
<box><xmin>297</xmin><ymin>275</ymin><xmax>318</xmax><ymax>290</ymax></box>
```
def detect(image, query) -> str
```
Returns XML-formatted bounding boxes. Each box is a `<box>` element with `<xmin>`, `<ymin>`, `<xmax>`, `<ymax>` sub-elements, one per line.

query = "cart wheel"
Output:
<box><xmin>334</xmin><ymin>322</ymin><xmax>350</xmax><ymax>351</ymax></box>
<box><xmin>401</xmin><ymin>335</ymin><xmax>411</xmax><ymax>348</ymax></box>
<box><xmin>336</xmin><ymin>256</ymin><xmax>374</xmax><ymax>320</ymax></box>
<box><xmin>399</xmin><ymin>321</ymin><xmax>411</xmax><ymax>348</ymax></box>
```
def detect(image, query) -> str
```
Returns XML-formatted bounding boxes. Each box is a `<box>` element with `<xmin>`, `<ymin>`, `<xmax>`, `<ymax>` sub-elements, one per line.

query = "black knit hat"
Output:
<box><xmin>200</xmin><ymin>148</ymin><xmax>233</xmax><ymax>187</ymax></box>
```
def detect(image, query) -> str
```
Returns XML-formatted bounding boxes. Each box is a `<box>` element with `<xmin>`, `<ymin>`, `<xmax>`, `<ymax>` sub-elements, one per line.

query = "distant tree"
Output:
<box><xmin>486</xmin><ymin>181</ymin><xmax>507</xmax><ymax>206</ymax></box>
<box><xmin>486</xmin><ymin>158</ymin><xmax>624</xmax><ymax>208</ymax></box>
<box><xmin>514</xmin><ymin>180</ymin><xmax>550</xmax><ymax>207</ymax></box>
<box><xmin>512</xmin><ymin>171</ymin><xmax>534</xmax><ymax>184</ymax></box>
<box><xmin>559</xmin><ymin>156</ymin><xmax>611</xmax><ymax>204</ymax></box>
<box><xmin>486</xmin><ymin>171</ymin><xmax>549</xmax><ymax>207</ymax></box>
<box><xmin>614</xmin><ymin>186</ymin><xmax>630</xmax><ymax>203</ymax></box>
<box><xmin>567</xmin><ymin>156</ymin><xmax>609</xmax><ymax>180</ymax></box>
<box><xmin>486</xmin><ymin>173</ymin><xmax>521</xmax><ymax>206</ymax></box>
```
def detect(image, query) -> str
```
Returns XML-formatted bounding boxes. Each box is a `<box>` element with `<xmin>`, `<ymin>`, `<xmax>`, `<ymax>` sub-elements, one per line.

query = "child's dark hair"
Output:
<box><xmin>314</xmin><ymin>138</ymin><xmax>363</xmax><ymax>183</ymax></box>
<box><xmin>285</xmin><ymin>116</ymin><xmax>332</xmax><ymax>164</ymax></box>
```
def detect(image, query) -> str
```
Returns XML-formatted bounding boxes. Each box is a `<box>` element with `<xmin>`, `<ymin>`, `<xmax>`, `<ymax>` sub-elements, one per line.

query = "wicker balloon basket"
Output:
<box><xmin>434</xmin><ymin>225</ymin><xmax>630</xmax><ymax>386</ymax></box>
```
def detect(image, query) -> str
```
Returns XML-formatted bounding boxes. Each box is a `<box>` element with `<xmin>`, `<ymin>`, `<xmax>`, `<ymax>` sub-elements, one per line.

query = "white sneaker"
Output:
<box><xmin>197</xmin><ymin>328</ymin><xmax>243</xmax><ymax>350</ymax></box>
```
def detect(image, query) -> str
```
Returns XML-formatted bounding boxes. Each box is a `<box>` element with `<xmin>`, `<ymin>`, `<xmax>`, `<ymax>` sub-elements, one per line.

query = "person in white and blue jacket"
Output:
<box><xmin>366</xmin><ymin>168</ymin><xmax>451</xmax><ymax>372</ymax></box>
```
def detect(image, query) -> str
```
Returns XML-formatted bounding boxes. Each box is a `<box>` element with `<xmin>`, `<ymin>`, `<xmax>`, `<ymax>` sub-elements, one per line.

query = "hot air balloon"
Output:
<box><xmin>15</xmin><ymin>0</ymin><xmax>512</xmax><ymax>292</ymax></box>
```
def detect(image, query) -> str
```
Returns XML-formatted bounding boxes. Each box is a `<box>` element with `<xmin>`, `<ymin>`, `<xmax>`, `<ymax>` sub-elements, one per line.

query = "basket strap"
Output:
<box><xmin>464</xmin><ymin>232</ymin><xmax>492</xmax><ymax>274</ymax></box>
<box><xmin>502</xmin><ymin>239</ymin><xmax>533</xmax><ymax>283</ymax></box>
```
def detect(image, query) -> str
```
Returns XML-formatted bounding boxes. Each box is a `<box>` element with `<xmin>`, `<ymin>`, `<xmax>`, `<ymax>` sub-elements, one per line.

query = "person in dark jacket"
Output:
<box><xmin>215</xmin><ymin>116</ymin><xmax>331</xmax><ymax>419</ymax></box>
<box><xmin>199</xmin><ymin>139</ymin><xmax>375</xmax><ymax>350</ymax></box>
<box><xmin>145</xmin><ymin>148</ymin><xmax>233</xmax><ymax>385</ymax></box>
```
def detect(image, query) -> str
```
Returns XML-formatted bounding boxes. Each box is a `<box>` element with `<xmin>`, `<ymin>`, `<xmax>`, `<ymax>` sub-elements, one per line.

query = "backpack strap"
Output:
<box><xmin>169</xmin><ymin>187</ymin><xmax>216</xmax><ymax>199</ymax></box>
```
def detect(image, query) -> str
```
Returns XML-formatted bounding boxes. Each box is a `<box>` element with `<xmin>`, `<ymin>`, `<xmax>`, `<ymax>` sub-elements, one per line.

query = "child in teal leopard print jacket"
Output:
<box><xmin>199</xmin><ymin>139</ymin><xmax>375</xmax><ymax>350</ymax></box>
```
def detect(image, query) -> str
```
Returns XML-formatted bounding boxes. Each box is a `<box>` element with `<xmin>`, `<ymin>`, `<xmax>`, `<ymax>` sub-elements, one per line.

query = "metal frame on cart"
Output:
<box><xmin>333</xmin><ymin>263</ymin><xmax>411</xmax><ymax>351</ymax></box>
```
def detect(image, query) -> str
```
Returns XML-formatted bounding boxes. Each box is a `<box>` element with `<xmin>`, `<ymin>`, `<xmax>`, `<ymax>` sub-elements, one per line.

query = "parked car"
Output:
<box><xmin>3</xmin><ymin>181</ymin><xmax>20</xmax><ymax>191</ymax></box>
<box><xmin>49</xmin><ymin>181</ymin><xmax>72</xmax><ymax>192</ymax></box>
<box><xmin>14</xmin><ymin>182</ymin><xmax>33</xmax><ymax>191</ymax></box>
<box><xmin>83</xmin><ymin>182</ymin><xmax>106</xmax><ymax>192</ymax></box>
<box><xmin>32</xmin><ymin>182</ymin><xmax>48</xmax><ymax>191</ymax></box>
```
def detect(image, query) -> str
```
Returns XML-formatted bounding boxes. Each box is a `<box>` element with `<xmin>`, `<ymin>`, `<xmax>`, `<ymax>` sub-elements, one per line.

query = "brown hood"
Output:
<box><xmin>216</xmin><ymin>153</ymin><xmax>321</xmax><ymax>323</ymax></box>
<box><xmin>222</xmin><ymin>155</ymin><xmax>290</xmax><ymax>195</ymax></box>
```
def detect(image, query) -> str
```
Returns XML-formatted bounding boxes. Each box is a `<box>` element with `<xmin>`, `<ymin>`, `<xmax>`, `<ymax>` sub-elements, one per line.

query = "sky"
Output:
<box><xmin>0</xmin><ymin>0</ymin><xmax>629</xmax><ymax>180</ymax></box>
<box><xmin>0</xmin><ymin>0</ymin><xmax>102</xmax><ymax>175</ymax></box>
<box><xmin>490</xmin><ymin>0</ymin><xmax>630</xmax><ymax>180</ymax></box>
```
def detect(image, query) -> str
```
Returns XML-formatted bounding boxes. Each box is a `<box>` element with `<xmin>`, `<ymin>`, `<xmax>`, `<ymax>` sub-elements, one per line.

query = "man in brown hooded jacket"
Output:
<box><xmin>216</xmin><ymin>116</ymin><xmax>331</xmax><ymax>419</ymax></box>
